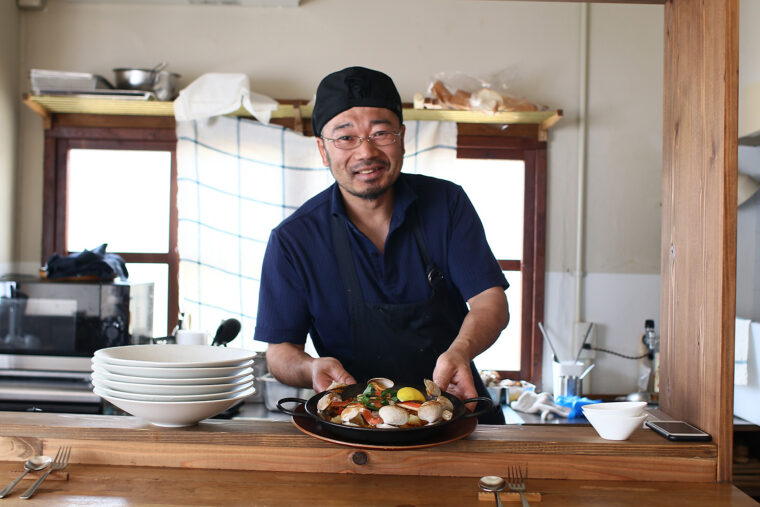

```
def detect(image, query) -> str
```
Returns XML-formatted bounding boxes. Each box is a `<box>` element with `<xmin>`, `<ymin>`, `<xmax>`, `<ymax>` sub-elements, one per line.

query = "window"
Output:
<box><xmin>421</xmin><ymin>157</ymin><xmax>525</xmax><ymax>372</ymax></box>
<box><xmin>41</xmin><ymin>115</ymin><xmax>179</xmax><ymax>337</ymax></box>
<box><xmin>41</xmin><ymin>115</ymin><xmax>545</xmax><ymax>383</ymax></box>
<box><xmin>455</xmin><ymin>124</ymin><xmax>547</xmax><ymax>383</ymax></box>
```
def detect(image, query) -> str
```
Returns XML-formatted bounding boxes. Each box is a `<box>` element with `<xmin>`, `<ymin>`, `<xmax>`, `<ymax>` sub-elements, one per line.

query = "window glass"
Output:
<box><xmin>425</xmin><ymin>158</ymin><xmax>525</xmax><ymax>260</ymax></box>
<box><xmin>474</xmin><ymin>270</ymin><xmax>522</xmax><ymax>371</ymax></box>
<box><xmin>67</xmin><ymin>149</ymin><xmax>171</xmax><ymax>253</ymax></box>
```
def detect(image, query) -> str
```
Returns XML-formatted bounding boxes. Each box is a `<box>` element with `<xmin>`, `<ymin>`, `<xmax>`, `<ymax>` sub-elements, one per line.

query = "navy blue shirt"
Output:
<box><xmin>253</xmin><ymin>173</ymin><xmax>508</xmax><ymax>367</ymax></box>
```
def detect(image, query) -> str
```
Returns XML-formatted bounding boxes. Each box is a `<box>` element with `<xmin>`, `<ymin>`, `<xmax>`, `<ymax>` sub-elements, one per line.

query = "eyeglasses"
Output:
<box><xmin>321</xmin><ymin>130</ymin><xmax>401</xmax><ymax>150</ymax></box>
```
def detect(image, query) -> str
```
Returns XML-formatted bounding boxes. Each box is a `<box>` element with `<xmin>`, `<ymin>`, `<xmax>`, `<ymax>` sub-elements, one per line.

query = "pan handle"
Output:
<box><xmin>460</xmin><ymin>396</ymin><xmax>495</xmax><ymax>419</ymax></box>
<box><xmin>276</xmin><ymin>397</ymin><xmax>307</xmax><ymax>416</ymax></box>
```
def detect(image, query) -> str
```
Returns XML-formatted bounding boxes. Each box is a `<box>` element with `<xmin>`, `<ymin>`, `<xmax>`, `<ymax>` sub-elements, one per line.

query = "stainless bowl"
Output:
<box><xmin>112</xmin><ymin>67</ymin><xmax>180</xmax><ymax>101</ymax></box>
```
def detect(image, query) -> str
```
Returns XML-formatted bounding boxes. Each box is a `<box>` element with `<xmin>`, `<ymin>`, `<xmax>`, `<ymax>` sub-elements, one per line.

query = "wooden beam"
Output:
<box><xmin>660</xmin><ymin>0</ymin><xmax>738</xmax><ymax>483</ymax></box>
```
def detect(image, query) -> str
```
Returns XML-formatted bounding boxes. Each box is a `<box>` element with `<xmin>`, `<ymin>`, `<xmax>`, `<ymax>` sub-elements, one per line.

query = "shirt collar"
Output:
<box><xmin>329</xmin><ymin>173</ymin><xmax>419</xmax><ymax>226</ymax></box>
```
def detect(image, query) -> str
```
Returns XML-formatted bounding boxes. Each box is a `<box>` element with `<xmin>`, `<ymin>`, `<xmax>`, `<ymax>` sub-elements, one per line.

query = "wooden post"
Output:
<box><xmin>660</xmin><ymin>0</ymin><xmax>739</xmax><ymax>482</ymax></box>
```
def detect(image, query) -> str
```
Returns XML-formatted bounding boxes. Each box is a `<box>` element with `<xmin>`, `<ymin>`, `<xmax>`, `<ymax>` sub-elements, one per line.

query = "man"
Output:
<box><xmin>254</xmin><ymin>66</ymin><xmax>509</xmax><ymax>423</ymax></box>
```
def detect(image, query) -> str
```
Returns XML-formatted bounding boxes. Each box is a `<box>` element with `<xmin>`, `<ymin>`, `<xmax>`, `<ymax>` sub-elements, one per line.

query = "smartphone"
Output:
<box><xmin>645</xmin><ymin>420</ymin><xmax>712</xmax><ymax>441</ymax></box>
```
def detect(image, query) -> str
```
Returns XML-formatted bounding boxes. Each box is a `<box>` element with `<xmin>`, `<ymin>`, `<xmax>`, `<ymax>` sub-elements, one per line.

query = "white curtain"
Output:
<box><xmin>175</xmin><ymin>117</ymin><xmax>457</xmax><ymax>349</ymax></box>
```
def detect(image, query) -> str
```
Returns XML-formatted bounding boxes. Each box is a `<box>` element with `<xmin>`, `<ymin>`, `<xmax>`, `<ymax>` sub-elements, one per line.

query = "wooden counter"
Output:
<box><xmin>0</xmin><ymin>412</ymin><xmax>755</xmax><ymax>505</ymax></box>
<box><xmin>0</xmin><ymin>411</ymin><xmax>717</xmax><ymax>482</ymax></box>
<box><xmin>0</xmin><ymin>464</ymin><xmax>755</xmax><ymax>506</ymax></box>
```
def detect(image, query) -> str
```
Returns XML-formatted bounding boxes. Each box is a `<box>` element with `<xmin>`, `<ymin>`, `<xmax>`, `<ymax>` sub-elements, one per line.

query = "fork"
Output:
<box><xmin>18</xmin><ymin>446</ymin><xmax>70</xmax><ymax>500</ymax></box>
<box><xmin>507</xmin><ymin>464</ymin><xmax>530</xmax><ymax>507</ymax></box>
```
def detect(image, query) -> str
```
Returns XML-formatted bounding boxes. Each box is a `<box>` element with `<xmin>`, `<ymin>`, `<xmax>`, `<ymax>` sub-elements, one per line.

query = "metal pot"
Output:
<box><xmin>277</xmin><ymin>382</ymin><xmax>492</xmax><ymax>445</ymax></box>
<box><xmin>112</xmin><ymin>65</ymin><xmax>180</xmax><ymax>101</ymax></box>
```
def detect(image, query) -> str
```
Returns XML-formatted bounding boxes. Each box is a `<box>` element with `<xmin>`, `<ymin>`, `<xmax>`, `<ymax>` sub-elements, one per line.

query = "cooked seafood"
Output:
<box><xmin>418</xmin><ymin>400</ymin><xmax>443</xmax><ymax>423</ymax></box>
<box><xmin>424</xmin><ymin>378</ymin><xmax>441</xmax><ymax>398</ymax></box>
<box><xmin>316</xmin><ymin>378</ymin><xmax>452</xmax><ymax>429</ymax></box>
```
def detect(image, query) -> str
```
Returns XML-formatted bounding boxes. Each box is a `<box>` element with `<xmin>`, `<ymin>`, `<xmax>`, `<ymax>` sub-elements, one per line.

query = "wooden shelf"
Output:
<box><xmin>22</xmin><ymin>93</ymin><xmax>563</xmax><ymax>131</ymax></box>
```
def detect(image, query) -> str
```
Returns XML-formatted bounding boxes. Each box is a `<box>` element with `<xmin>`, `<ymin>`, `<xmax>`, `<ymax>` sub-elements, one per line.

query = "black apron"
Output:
<box><xmin>330</xmin><ymin>208</ymin><xmax>505</xmax><ymax>425</ymax></box>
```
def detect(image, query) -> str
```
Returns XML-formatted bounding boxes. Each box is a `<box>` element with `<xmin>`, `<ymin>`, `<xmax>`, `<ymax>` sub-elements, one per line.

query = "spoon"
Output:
<box><xmin>0</xmin><ymin>455</ymin><xmax>52</xmax><ymax>498</ymax></box>
<box><xmin>479</xmin><ymin>475</ymin><xmax>506</xmax><ymax>507</ymax></box>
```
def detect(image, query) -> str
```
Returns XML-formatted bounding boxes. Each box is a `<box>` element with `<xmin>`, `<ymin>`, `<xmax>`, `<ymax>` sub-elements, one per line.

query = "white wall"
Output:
<box><xmin>12</xmin><ymin>0</ymin><xmax>667</xmax><ymax>394</ymax></box>
<box><xmin>0</xmin><ymin>2</ymin><xmax>19</xmax><ymax>274</ymax></box>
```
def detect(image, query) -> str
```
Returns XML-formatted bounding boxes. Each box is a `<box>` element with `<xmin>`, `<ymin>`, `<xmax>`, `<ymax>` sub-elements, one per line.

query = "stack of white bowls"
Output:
<box><xmin>582</xmin><ymin>401</ymin><xmax>648</xmax><ymax>440</ymax></box>
<box><xmin>91</xmin><ymin>344</ymin><xmax>255</xmax><ymax>427</ymax></box>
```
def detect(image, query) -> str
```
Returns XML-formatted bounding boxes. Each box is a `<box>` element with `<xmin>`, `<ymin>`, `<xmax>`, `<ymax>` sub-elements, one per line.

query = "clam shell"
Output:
<box><xmin>424</xmin><ymin>379</ymin><xmax>441</xmax><ymax>397</ymax></box>
<box><xmin>367</xmin><ymin>377</ymin><xmax>394</xmax><ymax>390</ymax></box>
<box><xmin>341</xmin><ymin>405</ymin><xmax>363</xmax><ymax>422</ymax></box>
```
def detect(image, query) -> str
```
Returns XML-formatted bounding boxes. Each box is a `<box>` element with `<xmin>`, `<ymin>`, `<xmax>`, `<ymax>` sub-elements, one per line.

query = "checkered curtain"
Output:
<box><xmin>175</xmin><ymin>117</ymin><xmax>457</xmax><ymax>350</ymax></box>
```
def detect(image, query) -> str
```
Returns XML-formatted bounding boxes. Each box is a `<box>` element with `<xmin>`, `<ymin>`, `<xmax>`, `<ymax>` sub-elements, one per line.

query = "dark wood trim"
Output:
<box><xmin>118</xmin><ymin>253</ymin><xmax>172</xmax><ymax>263</ymax></box>
<box><xmin>498</xmin><ymin>260</ymin><xmax>521</xmax><ymax>271</ymax></box>
<box><xmin>457</xmin><ymin>148</ymin><xmax>529</xmax><ymax>160</ymax></box>
<box><xmin>168</xmin><ymin>149</ymin><xmax>180</xmax><ymax>335</ymax></box>
<box><xmin>52</xmin><ymin>114</ymin><xmax>176</xmax><ymax>130</ymax></box>
<box><xmin>457</xmin><ymin>123</ymin><xmax>542</xmax><ymax>140</ymax></box>
<box><xmin>41</xmin><ymin>136</ymin><xmax>57</xmax><ymax>261</ymax></box>
<box><xmin>53</xmin><ymin>138</ymin><xmax>69</xmax><ymax>260</ymax></box>
<box><xmin>519</xmin><ymin>149</ymin><xmax>538</xmax><ymax>382</ymax></box>
<box><xmin>531</xmin><ymin>148</ymin><xmax>547</xmax><ymax>384</ymax></box>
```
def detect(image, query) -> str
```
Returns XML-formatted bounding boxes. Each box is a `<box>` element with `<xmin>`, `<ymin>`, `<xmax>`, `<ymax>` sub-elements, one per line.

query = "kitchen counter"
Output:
<box><xmin>0</xmin><ymin>411</ymin><xmax>754</xmax><ymax>505</ymax></box>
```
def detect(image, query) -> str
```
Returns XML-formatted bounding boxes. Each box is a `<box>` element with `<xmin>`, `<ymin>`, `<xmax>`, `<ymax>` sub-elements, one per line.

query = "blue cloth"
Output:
<box><xmin>555</xmin><ymin>395</ymin><xmax>602</xmax><ymax>419</ymax></box>
<box><xmin>45</xmin><ymin>243</ymin><xmax>128</xmax><ymax>281</ymax></box>
<box><xmin>254</xmin><ymin>173</ymin><xmax>508</xmax><ymax>366</ymax></box>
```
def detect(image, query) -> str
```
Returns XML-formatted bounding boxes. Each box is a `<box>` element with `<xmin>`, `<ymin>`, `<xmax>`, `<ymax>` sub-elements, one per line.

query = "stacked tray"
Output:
<box><xmin>92</xmin><ymin>344</ymin><xmax>255</xmax><ymax>427</ymax></box>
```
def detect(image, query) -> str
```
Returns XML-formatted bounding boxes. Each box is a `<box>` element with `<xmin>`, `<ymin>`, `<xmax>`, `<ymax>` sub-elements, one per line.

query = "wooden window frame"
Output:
<box><xmin>41</xmin><ymin>114</ymin><xmax>179</xmax><ymax>336</ymax></box>
<box><xmin>456</xmin><ymin>124</ymin><xmax>547</xmax><ymax>384</ymax></box>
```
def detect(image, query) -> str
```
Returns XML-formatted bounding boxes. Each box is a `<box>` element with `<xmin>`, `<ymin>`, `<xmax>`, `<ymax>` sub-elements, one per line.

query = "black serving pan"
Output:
<box><xmin>277</xmin><ymin>382</ymin><xmax>492</xmax><ymax>445</ymax></box>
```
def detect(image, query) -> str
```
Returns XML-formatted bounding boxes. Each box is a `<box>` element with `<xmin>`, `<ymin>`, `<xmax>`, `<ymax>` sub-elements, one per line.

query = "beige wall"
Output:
<box><xmin>1</xmin><ymin>2</ymin><xmax>19</xmax><ymax>271</ymax></box>
<box><xmin>14</xmin><ymin>0</ymin><xmax>664</xmax><ymax>276</ymax></box>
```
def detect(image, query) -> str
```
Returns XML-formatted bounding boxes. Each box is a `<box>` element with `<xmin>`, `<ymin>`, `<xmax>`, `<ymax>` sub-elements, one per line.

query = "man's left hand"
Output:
<box><xmin>432</xmin><ymin>347</ymin><xmax>477</xmax><ymax>405</ymax></box>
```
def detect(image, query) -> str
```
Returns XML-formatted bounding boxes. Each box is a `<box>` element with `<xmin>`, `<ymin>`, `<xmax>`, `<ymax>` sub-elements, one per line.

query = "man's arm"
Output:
<box><xmin>266</xmin><ymin>342</ymin><xmax>356</xmax><ymax>392</ymax></box>
<box><xmin>432</xmin><ymin>286</ymin><xmax>509</xmax><ymax>400</ymax></box>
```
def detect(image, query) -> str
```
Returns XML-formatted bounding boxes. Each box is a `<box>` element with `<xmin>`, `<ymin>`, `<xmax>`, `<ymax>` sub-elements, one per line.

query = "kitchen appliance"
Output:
<box><xmin>0</xmin><ymin>278</ymin><xmax>153</xmax><ymax>413</ymax></box>
<box><xmin>113</xmin><ymin>65</ymin><xmax>180</xmax><ymax>101</ymax></box>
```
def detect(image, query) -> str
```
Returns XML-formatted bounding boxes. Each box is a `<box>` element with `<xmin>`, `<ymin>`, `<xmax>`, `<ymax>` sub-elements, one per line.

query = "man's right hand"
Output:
<box><xmin>266</xmin><ymin>342</ymin><xmax>355</xmax><ymax>392</ymax></box>
<box><xmin>310</xmin><ymin>357</ymin><xmax>356</xmax><ymax>392</ymax></box>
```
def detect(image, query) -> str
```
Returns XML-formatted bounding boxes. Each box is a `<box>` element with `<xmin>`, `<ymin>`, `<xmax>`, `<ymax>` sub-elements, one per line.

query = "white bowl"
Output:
<box><xmin>92</xmin><ymin>359</ymin><xmax>253</xmax><ymax>379</ymax></box>
<box><xmin>90</xmin><ymin>367</ymin><xmax>253</xmax><ymax>386</ymax></box>
<box><xmin>92</xmin><ymin>381</ymin><xmax>253</xmax><ymax>402</ymax></box>
<box><xmin>94</xmin><ymin>344</ymin><xmax>255</xmax><ymax>368</ymax></box>
<box><xmin>582</xmin><ymin>401</ymin><xmax>646</xmax><ymax>417</ymax></box>
<box><xmin>584</xmin><ymin>411</ymin><xmax>647</xmax><ymax>440</ymax></box>
<box><xmin>94</xmin><ymin>386</ymin><xmax>254</xmax><ymax>427</ymax></box>
<box><xmin>91</xmin><ymin>372</ymin><xmax>254</xmax><ymax>395</ymax></box>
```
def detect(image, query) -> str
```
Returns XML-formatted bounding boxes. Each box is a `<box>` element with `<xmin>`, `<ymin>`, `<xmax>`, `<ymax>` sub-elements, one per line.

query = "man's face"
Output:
<box><xmin>316</xmin><ymin>107</ymin><xmax>405</xmax><ymax>201</ymax></box>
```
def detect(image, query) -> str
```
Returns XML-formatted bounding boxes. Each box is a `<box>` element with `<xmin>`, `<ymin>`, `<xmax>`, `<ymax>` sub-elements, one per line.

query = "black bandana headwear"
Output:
<box><xmin>311</xmin><ymin>66</ymin><xmax>403</xmax><ymax>137</ymax></box>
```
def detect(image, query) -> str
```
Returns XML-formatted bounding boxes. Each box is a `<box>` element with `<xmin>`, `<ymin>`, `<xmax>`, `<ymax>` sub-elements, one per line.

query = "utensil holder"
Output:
<box><xmin>552</xmin><ymin>360</ymin><xmax>591</xmax><ymax>397</ymax></box>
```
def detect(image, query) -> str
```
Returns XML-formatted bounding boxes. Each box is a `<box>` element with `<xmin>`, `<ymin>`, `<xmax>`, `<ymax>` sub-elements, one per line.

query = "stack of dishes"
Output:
<box><xmin>91</xmin><ymin>344</ymin><xmax>255</xmax><ymax>427</ymax></box>
<box><xmin>582</xmin><ymin>401</ymin><xmax>648</xmax><ymax>440</ymax></box>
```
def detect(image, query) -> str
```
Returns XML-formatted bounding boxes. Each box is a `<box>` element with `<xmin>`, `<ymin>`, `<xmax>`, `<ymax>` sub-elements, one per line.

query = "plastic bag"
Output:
<box><xmin>421</xmin><ymin>70</ymin><xmax>546</xmax><ymax>113</ymax></box>
<box><xmin>554</xmin><ymin>395</ymin><xmax>602</xmax><ymax>419</ymax></box>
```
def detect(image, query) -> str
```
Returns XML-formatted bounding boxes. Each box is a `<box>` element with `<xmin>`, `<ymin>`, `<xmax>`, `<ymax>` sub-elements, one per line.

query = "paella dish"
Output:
<box><xmin>316</xmin><ymin>378</ymin><xmax>455</xmax><ymax>429</ymax></box>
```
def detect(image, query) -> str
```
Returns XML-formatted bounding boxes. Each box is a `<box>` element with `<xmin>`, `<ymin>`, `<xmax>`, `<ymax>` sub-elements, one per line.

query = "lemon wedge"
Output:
<box><xmin>397</xmin><ymin>387</ymin><xmax>426</xmax><ymax>402</ymax></box>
